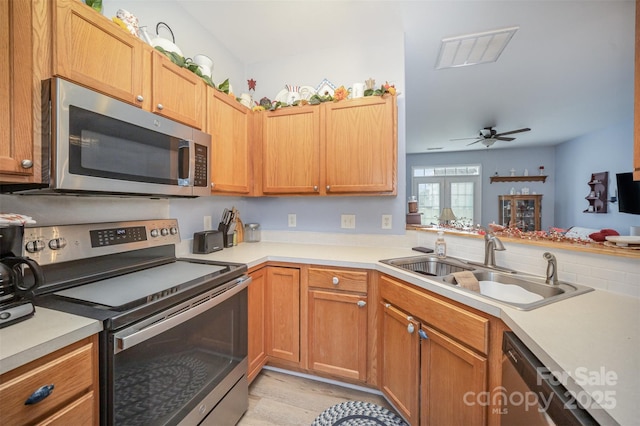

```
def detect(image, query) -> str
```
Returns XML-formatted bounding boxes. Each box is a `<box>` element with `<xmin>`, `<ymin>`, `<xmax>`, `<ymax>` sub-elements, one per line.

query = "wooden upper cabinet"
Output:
<box><xmin>207</xmin><ymin>87</ymin><xmax>252</xmax><ymax>194</ymax></box>
<box><xmin>151</xmin><ymin>51</ymin><xmax>205</xmax><ymax>129</ymax></box>
<box><xmin>261</xmin><ymin>106</ymin><xmax>321</xmax><ymax>194</ymax></box>
<box><xmin>260</xmin><ymin>96</ymin><xmax>397</xmax><ymax>196</ymax></box>
<box><xmin>324</xmin><ymin>96</ymin><xmax>397</xmax><ymax>194</ymax></box>
<box><xmin>0</xmin><ymin>0</ymin><xmax>34</xmax><ymax>180</ymax></box>
<box><xmin>53</xmin><ymin>0</ymin><xmax>144</xmax><ymax>106</ymax></box>
<box><xmin>634</xmin><ymin>0</ymin><xmax>640</xmax><ymax>180</ymax></box>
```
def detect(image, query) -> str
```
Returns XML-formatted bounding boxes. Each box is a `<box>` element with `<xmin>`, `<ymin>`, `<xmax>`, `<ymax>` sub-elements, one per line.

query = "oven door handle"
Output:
<box><xmin>114</xmin><ymin>276</ymin><xmax>251</xmax><ymax>353</ymax></box>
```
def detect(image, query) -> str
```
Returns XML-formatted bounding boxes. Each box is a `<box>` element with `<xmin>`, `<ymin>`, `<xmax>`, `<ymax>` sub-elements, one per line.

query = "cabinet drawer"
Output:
<box><xmin>37</xmin><ymin>391</ymin><xmax>95</xmax><ymax>426</ymax></box>
<box><xmin>308</xmin><ymin>267</ymin><xmax>367</xmax><ymax>293</ymax></box>
<box><xmin>0</xmin><ymin>339</ymin><xmax>96</xmax><ymax>425</ymax></box>
<box><xmin>380</xmin><ymin>275</ymin><xmax>489</xmax><ymax>354</ymax></box>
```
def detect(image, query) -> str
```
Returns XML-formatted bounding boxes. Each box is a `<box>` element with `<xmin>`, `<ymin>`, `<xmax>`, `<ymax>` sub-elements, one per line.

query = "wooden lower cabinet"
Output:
<box><xmin>308</xmin><ymin>289</ymin><xmax>368</xmax><ymax>381</ymax></box>
<box><xmin>420</xmin><ymin>325</ymin><xmax>487</xmax><ymax>426</ymax></box>
<box><xmin>307</xmin><ymin>266</ymin><xmax>369</xmax><ymax>382</ymax></box>
<box><xmin>379</xmin><ymin>274</ymin><xmax>492</xmax><ymax>425</ymax></box>
<box><xmin>0</xmin><ymin>335</ymin><xmax>99</xmax><ymax>425</ymax></box>
<box><xmin>248</xmin><ymin>267</ymin><xmax>267</xmax><ymax>383</ymax></box>
<box><xmin>265</xmin><ymin>266</ymin><xmax>300</xmax><ymax>364</ymax></box>
<box><xmin>380</xmin><ymin>302</ymin><xmax>420</xmax><ymax>425</ymax></box>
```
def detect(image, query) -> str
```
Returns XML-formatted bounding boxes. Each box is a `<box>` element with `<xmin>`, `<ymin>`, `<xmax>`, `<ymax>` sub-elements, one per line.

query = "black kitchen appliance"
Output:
<box><xmin>0</xmin><ymin>225</ymin><xmax>44</xmax><ymax>328</ymax></box>
<box><xmin>192</xmin><ymin>230</ymin><xmax>224</xmax><ymax>254</ymax></box>
<box><xmin>30</xmin><ymin>219</ymin><xmax>250</xmax><ymax>425</ymax></box>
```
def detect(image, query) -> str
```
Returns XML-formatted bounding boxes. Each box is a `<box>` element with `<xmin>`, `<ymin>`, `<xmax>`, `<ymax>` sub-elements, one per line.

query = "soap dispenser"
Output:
<box><xmin>435</xmin><ymin>231</ymin><xmax>447</xmax><ymax>258</ymax></box>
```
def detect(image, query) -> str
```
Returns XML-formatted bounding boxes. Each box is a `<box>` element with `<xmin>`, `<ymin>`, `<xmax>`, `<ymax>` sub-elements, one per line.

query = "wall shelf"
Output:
<box><xmin>584</xmin><ymin>171</ymin><xmax>608</xmax><ymax>213</ymax></box>
<box><xmin>490</xmin><ymin>176</ymin><xmax>547</xmax><ymax>184</ymax></box>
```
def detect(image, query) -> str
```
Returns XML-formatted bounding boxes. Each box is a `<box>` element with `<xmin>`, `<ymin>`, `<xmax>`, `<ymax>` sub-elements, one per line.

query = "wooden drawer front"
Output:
<box><xmin>0</xmin><ymin>341</ymin><xmax>95</xmax><ymax>425</ymax></box>
<box><xmin>380</xmin><ymin>275</ymin><xmax>489</xmax><ymax>354</ymax></box>
<box><xmin>308</xmin><ymin>267</ymin><xmax>367</xmax><ymax>293</ymax></box>
<box><xmin>37</xmin><ymin>391</ymin><xmax>95</xmax><ymax>426</ymax></box>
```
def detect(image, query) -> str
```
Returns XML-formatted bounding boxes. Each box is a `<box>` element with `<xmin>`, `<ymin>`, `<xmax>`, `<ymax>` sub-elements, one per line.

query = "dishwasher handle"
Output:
<box><xmin>114</xmin><ymin>276</ymin><xmax>251</xmax><ymax>353</ymax></box>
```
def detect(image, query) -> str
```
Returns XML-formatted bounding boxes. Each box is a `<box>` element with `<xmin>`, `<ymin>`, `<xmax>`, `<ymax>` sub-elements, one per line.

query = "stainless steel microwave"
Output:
<box><xmin>1</xmin><ymin>78</ymin><xmax>210</xmax><ymax>197</ymax></box>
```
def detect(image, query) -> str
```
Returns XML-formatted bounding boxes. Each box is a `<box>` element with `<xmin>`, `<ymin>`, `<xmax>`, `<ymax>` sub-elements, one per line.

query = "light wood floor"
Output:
<box><xmin>237</xmin><ymin>368</ymin><xmax>397</xmax><ymax>425</ymax></box>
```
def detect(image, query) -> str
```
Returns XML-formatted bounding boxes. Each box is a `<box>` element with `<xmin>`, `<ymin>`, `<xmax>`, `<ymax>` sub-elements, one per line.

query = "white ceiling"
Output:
<box><xmin>178</xmin><ymin>0</ymin><xmax>635</xmax><ymax>153</ymax></box>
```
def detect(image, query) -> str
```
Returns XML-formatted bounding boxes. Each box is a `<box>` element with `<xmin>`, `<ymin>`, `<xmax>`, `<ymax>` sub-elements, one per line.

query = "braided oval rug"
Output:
<box><xmin>311</xmin><ymin>401</ymin><xmax>408</xmax><ymax>426</ymax></box>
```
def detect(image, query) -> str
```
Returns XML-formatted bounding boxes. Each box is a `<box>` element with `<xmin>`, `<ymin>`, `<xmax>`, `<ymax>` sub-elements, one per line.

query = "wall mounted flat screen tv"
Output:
<box><xmin>616</xmin><ymin>172</ymin><xmax>640</xmax><ymax>215</ymax></box>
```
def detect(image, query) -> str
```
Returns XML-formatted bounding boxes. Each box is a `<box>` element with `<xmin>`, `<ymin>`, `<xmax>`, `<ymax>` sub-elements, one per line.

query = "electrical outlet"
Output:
<box><xmin>382</xmin><ymin>214</ymin><xmax>392</xmax><ymax>229</ymax></box>
<box><xmin>203</xmin><ymin>215</ymin><xmax>212</xmax><ymax>230</ymax></box>
<box><xmin>341</xmin><ymin>214</ymin><xmax>356</xmax><ymax>229</ymax></box>
<box><xmin>288</xmin><ymin>214</ymin><xmax>297</xmax><ymax>227</ymax></box>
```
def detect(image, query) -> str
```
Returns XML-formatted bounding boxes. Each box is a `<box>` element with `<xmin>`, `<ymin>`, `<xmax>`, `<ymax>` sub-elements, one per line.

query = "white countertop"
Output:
<box><xmin>181</xmin><ymin>241</ymin><xmax>639</xmax><ymax>426</ymax></box>
<box><xmin>0</xmin><ymin>307</ymin><xmax>102</xmax><ymax>375</ymax></box>
<box><xmin>1</xmin><ymin>240</ymin><xmax>636</xmax><ymax>425</ymax></box>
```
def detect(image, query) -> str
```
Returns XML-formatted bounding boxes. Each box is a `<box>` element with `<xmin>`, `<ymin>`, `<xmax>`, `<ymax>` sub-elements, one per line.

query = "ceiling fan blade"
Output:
<box><xmin>466</xmin><ymin>139</ymin><xmax>482</xmax><ymax>146</ymax></box>
<box><xmin>494</xmin><ymin>127</ymin><xmax>531</xmax><ymax>137</ymax></box>
<box><xmin>450</xmin><ymin>137</ymin><xmax>480</xmax><ymax>141</ymax></box>
<box><xmin>495</xmin><ymin>136</ymin><xmax>515</xmax><ymax>141</ymax></box>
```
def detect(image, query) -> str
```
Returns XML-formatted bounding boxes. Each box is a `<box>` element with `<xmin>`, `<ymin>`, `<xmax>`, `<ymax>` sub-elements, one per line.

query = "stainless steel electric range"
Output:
<box><xmin>27</xmin><ymin>219</ymin><xmax>249</xmax><ymax>426</ymax></box>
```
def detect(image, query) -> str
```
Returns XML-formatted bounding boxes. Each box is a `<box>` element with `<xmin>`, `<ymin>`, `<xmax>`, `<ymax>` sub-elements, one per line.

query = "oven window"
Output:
<box><xmin>110</xmin><ymin>289</ymin><xmax>247</xmax><ymax>425</ymax></box>
<box><xmin>68</xmin><ymin>106</ymin><xmax>182</xmax><ymax>185</ymax></box>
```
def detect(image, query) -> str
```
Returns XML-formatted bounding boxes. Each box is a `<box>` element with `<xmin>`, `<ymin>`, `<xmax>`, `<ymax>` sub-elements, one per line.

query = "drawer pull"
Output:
<box><xmin>332</xmin><ymin>277</ymin><xmax>339</xmax><ymax>285</ymax></box>
<box><xmin>357</xmin><ymin>300</ymin><xmax>366</xmax><ymax>307</ymax></box>
<box><xmin>25</xmin><ymin>384</ymin><xmax>54</xmax><ymax>405</ymax></box>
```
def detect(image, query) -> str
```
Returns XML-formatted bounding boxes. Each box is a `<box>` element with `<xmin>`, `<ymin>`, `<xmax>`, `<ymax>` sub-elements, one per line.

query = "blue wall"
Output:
<box><xmin>555</xmin><ymin>119</ymin><xmax>638</xmax><ymax>234</ymax></box>
<box><xmin>406</xmin><ymin>146</ymin><xmax>556</xmax><ymax>229</ymax></box>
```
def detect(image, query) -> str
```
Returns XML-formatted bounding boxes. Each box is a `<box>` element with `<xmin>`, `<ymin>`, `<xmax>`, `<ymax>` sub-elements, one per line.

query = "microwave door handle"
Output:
<box><xmin>177</xmin><ymin>140</ymin><xmax>192</xmax><ymax>186</ymax></box>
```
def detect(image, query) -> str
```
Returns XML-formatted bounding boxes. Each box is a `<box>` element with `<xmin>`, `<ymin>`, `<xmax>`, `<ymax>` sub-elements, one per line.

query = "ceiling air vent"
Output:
<box><xmin>435</xmin><ymin>26</ymin><xmax>519</xmax><ymax>70</ymax></box>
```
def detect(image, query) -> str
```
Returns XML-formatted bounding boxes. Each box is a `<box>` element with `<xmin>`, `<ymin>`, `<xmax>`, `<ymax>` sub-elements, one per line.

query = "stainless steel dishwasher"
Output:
<box><xmin>501</xmin><ymin>332</ymin><xmax>598</xmax><ymax>425</ymax></box>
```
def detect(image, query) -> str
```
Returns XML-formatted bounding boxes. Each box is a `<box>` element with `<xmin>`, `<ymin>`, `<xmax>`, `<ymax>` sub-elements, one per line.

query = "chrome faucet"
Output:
<box><xmin>543</xmin><ymin>252</ymin><xmax>559</xmax><ymax>285</ymax></box>
<box><xmin>484</xmin><ymin>232</ymin><xmax>506</xmax><ymax>268</ymax></box>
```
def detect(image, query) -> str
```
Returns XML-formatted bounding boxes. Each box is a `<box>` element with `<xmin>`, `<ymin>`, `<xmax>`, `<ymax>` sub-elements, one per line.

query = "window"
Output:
<box><xmin>411</xmin><ymin>165</ymin><xmax>481</xmax><ymax>225</ymax></box>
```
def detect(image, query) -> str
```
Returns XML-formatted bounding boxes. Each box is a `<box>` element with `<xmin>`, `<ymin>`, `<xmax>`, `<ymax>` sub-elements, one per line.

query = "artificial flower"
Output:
<box><xmin>333</xmin><ymin>86</ymin><xmax>348</xmax><ymax>101</ymax></box>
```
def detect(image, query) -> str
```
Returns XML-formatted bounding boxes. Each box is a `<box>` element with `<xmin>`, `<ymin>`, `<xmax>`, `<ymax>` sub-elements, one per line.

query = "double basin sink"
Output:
<box><xmin>379</xmin><ymin>255</ymin><xmax>593</xmax><ymax>310</ymax></box>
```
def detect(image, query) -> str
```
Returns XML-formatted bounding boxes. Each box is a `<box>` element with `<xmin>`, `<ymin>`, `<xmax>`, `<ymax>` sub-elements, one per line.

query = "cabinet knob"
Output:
<box><xmin>211</xmin><ymin>182</ymin><xmax>215</xmax><ymax>189</ymax></box>
<box><xmin>407</xmin><ymin>323</ymin><xmax>415</xmax><ymax>334</ymax></box>
<box><xmin>21</xmin><ymin>159</ymin><xmax>33</xmax><ymax>169</ymax></box>
<box><xmin>136</xmin><ymin>95</ymin><xmax>144</xmax><ymax>102</ymax></box>
<box><xmin>24</xmin><ymin>384</ymin><xmax>55</xmax><ymax>405</ymax></box>
<box><xmin>326</xmin><ymin>185</ymin><xmax>331</xmax><ymax>191</ymax></box>
<box><xmin>313</xmin><ymin>186</ymin><xmax>318</xmax><ymax>192</ymax></box>
<box><xmin>157</xmin><ymin>103</ymin><xmax>164</xmax><ymax>110</ymax></box>
<box><xmin>332</xmin><ymin>276</ymin><xmax>339</xmax><ymax>285</ymax></box>
<box><xmin>418</xmin><ymin>329</ymin><xmax>429</xmax><ymax>340</ymax></box>
<box><xmin>357</xmin><ymin>300</ymin><xmax>367</xmax><ymax>308</ymax></box>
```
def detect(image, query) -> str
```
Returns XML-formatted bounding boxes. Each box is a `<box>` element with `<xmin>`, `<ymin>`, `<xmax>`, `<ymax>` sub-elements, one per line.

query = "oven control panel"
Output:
<box><xmin>23</xmin><ymin>219</ymin><xmax>181</xmax><ymax>266</ymax></box>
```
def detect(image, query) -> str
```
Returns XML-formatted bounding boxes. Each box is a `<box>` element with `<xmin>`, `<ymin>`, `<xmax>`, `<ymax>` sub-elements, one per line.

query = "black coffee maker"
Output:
<box><xmin>0</xmin><ymin>225</ymin><xmax>44</xmax><ymax>328</ymax></box>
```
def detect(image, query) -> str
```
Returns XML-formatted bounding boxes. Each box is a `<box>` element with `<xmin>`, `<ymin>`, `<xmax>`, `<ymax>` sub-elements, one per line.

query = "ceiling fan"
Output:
<box><xmin>451</xmin><ymin>126</ymin><xmax>531</xmax><ymax>147</ymax></box>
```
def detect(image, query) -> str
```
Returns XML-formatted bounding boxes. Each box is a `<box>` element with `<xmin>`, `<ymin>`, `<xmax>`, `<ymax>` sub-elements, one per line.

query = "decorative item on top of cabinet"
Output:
<box><xmin>584</xmin><ymin>172</ymin><xmax>608</xmax><ymax>213</ymax></box>
<box><xmin>499</xmin><ymin>194</ymin><xmax>542</xmax><ymax>231</ymax></box>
